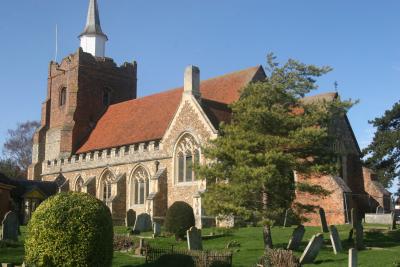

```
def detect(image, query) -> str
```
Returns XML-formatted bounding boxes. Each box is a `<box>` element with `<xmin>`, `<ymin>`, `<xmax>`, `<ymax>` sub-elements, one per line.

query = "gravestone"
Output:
<box><xmin>376</xmin><ymin>206</ymin><xmax>384</xmax><ymax>214</ymax></box>
<box><xmin>153</xmin><ymin>222</ymin><xmax>161</xmax><ymax>237</ymax></box>
<box><xmin>287</xmin><ymin>225</ymin><xmax>305</xmax><ymax>250</ymax></box>
<box><xmin>329</xmin><ymin>225</ymin><xmax>342</xmax><ymax>254</ymax></box>
<box><xmin>319</xmin><ymin>208</ymin><xmax>329</xmax><ymax>233</ymax></box>
<box><xmin>126</xmin><ymin>209</ymin><xmax>136</xmax><ymax>227</ymax></box>
<box><xmin>133</xmin><ymin>213</ymin><xmax>152</xmax><ymax>232</ymax></box>
<box><xmin>187</xmin><ymin>226</ymin><xmax>203</xmax><ymax>251</ymax></box>
<box><xmin>299</xmin><ymin>233</ymin><xmax>324</xmax><ymax>264</ymax></box>
<box><xmin>263</xmin><ymin>225</ymin><xmax>273</xmax><ymax>250</ymax></box>
<box><xmin>283</xmin><ymin>209</ymin><xmax>291</xmax><ymax>227</ymax></box>
<box><xmin>1</xmin><ymin>211</ymin><xmax>19</xmax><ymax>241</ymax></box>
<box><xmin>349</xmin><ymin>248</ymin><xmax>357</xmax><ymax>267</ymax></box>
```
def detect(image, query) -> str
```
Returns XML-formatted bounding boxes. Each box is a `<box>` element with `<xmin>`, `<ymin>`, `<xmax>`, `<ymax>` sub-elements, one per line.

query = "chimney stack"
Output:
<box><xmin>184</xmin><ymin>65</ymin><xmax>201</xmax><ymax>99</ymax></box>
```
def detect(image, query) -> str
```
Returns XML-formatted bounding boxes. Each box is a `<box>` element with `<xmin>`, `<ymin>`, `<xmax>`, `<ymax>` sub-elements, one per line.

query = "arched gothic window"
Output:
<box><xmin>175</xmin><ymin>134</ymin><xmax>200</xmax><ymax>183</ymax></box>
<box><xmin>75</xmin><ymin>176</ymin><xmax>84</xmax><ymax>192</ymax></box>
<box><xmin>60</xmin><ymin>87</ymin><xmax>67</xmax><ymax>106</ymax></box>
<box><xmin>131</xmin><ymin>166</ymin><xmax>149</xmax><ymax>206</ymax></box>
<box><xmin>100</xmin><ymin>171</ymin><xmax>113</xmax><ymax>202</ymax></box>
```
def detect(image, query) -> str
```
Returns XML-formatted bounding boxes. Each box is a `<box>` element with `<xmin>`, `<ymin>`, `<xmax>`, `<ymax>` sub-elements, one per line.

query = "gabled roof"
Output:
<box><xmin>77</xmin><ymin>66</ymin><xmax>263</xmax><ymax>153</ymax></box>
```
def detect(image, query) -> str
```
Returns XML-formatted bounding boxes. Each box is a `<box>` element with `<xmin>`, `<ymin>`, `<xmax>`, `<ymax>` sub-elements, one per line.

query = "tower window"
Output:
<box><xmin>103</xmin><ymin>90</ymin><xmax>111</xmax><ymax>106</ymax></box>
<box><xmin>60</xmin><ymin>87</ymin><xmax>67</xmax><ymax>106</ymax></box>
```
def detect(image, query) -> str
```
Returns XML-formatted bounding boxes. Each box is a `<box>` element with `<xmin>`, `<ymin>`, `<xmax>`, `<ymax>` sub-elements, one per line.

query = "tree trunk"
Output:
<box><xmin>263</xmin><ymin>225</ymin><xmax>273</xmax><ymax>251</ymax></box>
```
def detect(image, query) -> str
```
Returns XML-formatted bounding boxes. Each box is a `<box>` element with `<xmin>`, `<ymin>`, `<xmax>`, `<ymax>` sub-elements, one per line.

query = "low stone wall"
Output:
<box><xmin>365</xmin><ymin>213</ymin><xmax>395</xmax><ymax>225</ymax></box>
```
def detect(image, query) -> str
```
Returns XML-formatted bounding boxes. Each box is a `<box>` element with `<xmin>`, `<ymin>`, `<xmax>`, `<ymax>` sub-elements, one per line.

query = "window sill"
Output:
<box><xmin>175</xmin><ymin>181</ymin><xmax>198</xmax><ymax>187</ymax></box>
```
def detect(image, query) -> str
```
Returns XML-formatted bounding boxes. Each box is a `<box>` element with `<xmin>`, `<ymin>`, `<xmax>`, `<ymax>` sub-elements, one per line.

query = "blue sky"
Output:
<box><xmin>0</xmin><ymin>1</ymin><xmax>398</xmax><ymax>191</ymax></box>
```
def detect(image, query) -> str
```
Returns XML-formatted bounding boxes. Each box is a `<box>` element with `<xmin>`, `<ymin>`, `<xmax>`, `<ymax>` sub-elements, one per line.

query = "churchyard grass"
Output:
<box><xmin>1</xmin><ymin>225</ymin><xmax>400</xmax><ymax>266</ymax></box>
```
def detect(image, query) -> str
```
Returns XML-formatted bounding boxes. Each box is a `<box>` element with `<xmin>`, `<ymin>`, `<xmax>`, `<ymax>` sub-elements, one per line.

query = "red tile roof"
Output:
<box><xmin>77</xmin><ymin>66</ymin><xmax>263</xmax><ymax>153</ymax></box>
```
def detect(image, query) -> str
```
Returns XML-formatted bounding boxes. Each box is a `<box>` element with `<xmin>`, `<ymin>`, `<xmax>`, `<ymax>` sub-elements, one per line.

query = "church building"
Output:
<box><xmin>27</xmin><ymin>0</ymin><xmax>390</xmax><ymax>227</ymax></box>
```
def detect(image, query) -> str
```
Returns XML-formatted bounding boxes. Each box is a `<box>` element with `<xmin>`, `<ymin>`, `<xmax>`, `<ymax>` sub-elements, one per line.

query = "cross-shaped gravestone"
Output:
<box><xmin>329</xmin><ymin>225</ymin><xmax>342</xmax><ymax>254</ymax></box>
<box><xmin>1</xmin><ymin>211</ymin><xmax>19</xmax><ymax>241</ymax></box>
<box><xmin>287</xmin><ymin>225</ymin><xmax>305</xmax><ymax>250</ymax></box>
<box><xmin>300</xmin><ymin>233</ymin><xmax>324</xmax><ymax>264</ymax></box>
<box><xmin>319</xmin><ymin>208</ymin><xmax>329</xmax><ymax>233</ymax></box>
<box><xmin>187</xmin><ymin>226</ymin><xmax>203</xmax><ymax>251</ymax></box>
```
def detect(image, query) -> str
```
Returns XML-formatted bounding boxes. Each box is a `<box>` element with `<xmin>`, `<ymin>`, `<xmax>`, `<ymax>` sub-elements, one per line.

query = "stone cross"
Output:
<box><xmin>187</xmin><ymin>226</ymin><xmax>203</xmax><ymax>251</ymax></box>
<box><xmin>349</xmin><ymin>248</ymin><xmax>357</xmax><ymax>267</ymax></box>
<box><xmin>263</xmin><ymin>225</ymin><xmax>273</xmax><ymax>250</ymax></box>
<box><xmin>319</xmin><ymin>208</ymin><xmax>329</xmax><ymax>233</ymax></box>
<box><xmin>1</xmin><ymin>211</ymin><xmax>19</xmax><ymax>241</ymax></box>
<box><xmin>133</xmin><ymin>213</ymin><xmax>152</xmax><ymax>232</ymax></box>
<box><xmin>299</xmin><ymin>233</ymin><xmax>324</xmax><ymax>264</ymax></box>
<box><xmin>329</xmin><ymin>225</ymin><xmax>342</xmax><ymax>254</ymax></box>
<box><xmin>125</xmin><ymin>209</ymin><xmax>136</xmax><ymax>227</ymax></box>
<box><xmin>153</xmin><ymin>222</ymin><xmax>161</xmax><ymax>237</ymax></box>
<box><xmin>287</xmin><ymin>225</ymin><xmax>305</xmax><ymax>250</ymax></box>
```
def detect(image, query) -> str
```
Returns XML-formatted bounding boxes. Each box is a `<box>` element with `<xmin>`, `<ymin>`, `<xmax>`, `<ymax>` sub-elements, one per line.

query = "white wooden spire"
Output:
<box><xmin>79</xmin><ymin>0</ymin><xmax>108</xmax><ymax>57</ymax></box>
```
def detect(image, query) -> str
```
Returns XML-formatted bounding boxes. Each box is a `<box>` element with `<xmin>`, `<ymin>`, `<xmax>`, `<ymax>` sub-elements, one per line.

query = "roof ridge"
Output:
<box><xmin>109</xmin><ymin>65</ymin><xmax>262</xmax><ymax>108</ymax></box>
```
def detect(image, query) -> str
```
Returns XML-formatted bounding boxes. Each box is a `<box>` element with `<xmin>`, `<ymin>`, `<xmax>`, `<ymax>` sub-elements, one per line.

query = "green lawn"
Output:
<box><xmin>1</xmin><ymin>225</ymin><xmax>400</xmax><ymax>266</ymax></box>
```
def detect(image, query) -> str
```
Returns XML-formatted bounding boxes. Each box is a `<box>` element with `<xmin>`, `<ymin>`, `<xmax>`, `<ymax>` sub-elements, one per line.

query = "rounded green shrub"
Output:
<box><xmin>165</xmin><ymin>201</ymin><xmax>195</xmax><ymax>240</ymax></box>
<box><xmin>25</xmin><ymin>192</ymin><xmax>113</xmax><ymax>267</ymax></box>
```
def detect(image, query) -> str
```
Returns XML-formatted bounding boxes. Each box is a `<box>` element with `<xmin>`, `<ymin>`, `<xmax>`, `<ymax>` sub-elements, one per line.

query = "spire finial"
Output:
<box><xmin>79</xmin><ymin>0</ymin><xmax>108</xmax><ymax>57</ymax></box>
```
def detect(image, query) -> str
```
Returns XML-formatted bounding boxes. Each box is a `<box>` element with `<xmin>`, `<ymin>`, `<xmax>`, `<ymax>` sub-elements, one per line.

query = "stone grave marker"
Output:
<box><xmin>299</xmin><ymin>233</ymin><xmax>324</xmax><ymax>264</ymax></box>
<box><xmin>1</xmin><ymin>211</ymin><xmax>19</xmax><ymax>241</ymax></box>
<box><xmin>153</xmin><ymin>222</ymin><xmax>161</xmax><ymax>237</ymax></box>
<box><xmin>133</xmin><ymin>213</ymin><xmax>152</xmax><ymax>232</ymax></box>
<box><xmin>125</xmin><ymin>209</ymin><xmax>136</xmax><ymax>227</ymax></box>
<box><xmin>376</xmin><ymin>206</ymin><xmax>384</xmax><ymax>214</ymax></box>
<box><xmin>349</xmin><ymin>248</ymin><xmax>357</xmax><ymax>267</ymax></box>
<box><xmin>187</xmin><ymin>226</ymin><xmax>203</xmax><ymax>251</ymax></box>
<box><xmin>283</xmin><ymin>209</ymin><xmax>291</xmax><ymax>227</ymax></box>
<box><xmin>329</xmin><ymin>225</ymin><xmax>342</xmax><ymax>254</ymax></box>
<box><xmin>319</xmin><ymin>208</ymin><xmax>329</xmax><ymax>233</ymax></box>
<box><xmin>287</xmin><ymin>225</ymin><xmax>305</xmax><ymax>250</ymax></box>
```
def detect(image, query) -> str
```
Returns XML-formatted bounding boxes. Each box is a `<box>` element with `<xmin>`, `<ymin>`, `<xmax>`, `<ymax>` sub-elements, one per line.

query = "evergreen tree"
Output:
<box><xmin>363</xmin><ymin>101</ymin><xmax>400</xmax><ymax>188</ymax></box>
<box><xmin>198</xmin><ymin>54</ymin><xmax>354</xmax><ymax>224</ymax></box>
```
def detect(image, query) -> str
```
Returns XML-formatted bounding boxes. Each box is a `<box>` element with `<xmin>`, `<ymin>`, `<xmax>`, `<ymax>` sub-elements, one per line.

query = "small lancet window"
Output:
<box><xmin>60</xmin><ymin>87</ymin><xmax>67</xmax><ymax>106</ymax></box>
<box><xmin>103</xmin><ymin>90</ymin><xmax>111</xmax><ymax>106</ymax></box>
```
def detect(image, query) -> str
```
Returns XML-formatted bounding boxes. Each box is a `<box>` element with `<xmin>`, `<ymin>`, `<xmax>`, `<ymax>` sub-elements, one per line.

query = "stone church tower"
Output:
<box><xmin>28</xmin><ymin>0</ymin><xmax>137</xmax><ymax>180</ymax></box>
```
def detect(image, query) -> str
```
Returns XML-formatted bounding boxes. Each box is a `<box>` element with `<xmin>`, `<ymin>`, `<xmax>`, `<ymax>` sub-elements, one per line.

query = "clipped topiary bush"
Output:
<box><xmin>25</xmin><ymin>192</ymin><xmax>113</xmax><ymax>267</ymax></box>
<box><xmin>165</xmin><ymin>201</ymin><xmax>195</xmax><ymax>240</ymax></box>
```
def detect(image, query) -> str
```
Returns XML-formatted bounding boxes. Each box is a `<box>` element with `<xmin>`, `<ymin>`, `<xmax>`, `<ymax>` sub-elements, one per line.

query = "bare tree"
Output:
<box><xmin>2</xmin><ymin>121</ymin><xmax>40</xmax><ymax>176</ymax></box>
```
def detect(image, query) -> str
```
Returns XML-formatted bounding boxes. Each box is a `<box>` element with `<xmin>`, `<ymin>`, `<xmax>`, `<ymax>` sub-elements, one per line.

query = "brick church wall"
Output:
<box><xmin>295</xmin><ymin>174</ymin><xmax>351</xmax><ymax>226</ymax></box>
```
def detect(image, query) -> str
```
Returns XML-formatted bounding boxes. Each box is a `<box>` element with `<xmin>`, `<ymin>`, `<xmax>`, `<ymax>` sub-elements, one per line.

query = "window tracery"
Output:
<box><xmin>131</xmin><ymin>166</ymin><xmax>149</xmax><ymax>205</ymax></box>
<box><xmin>175</xmin><ymin>134</ymin><xmax>200</xmax><ymax>183</ymax></box>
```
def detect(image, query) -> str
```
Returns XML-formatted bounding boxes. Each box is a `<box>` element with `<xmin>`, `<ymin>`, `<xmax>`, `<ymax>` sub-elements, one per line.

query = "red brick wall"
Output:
<box><xmin>295</xmin><ymin>174</ymin><xmax>350</xmax><ymax>226</ymax></box>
